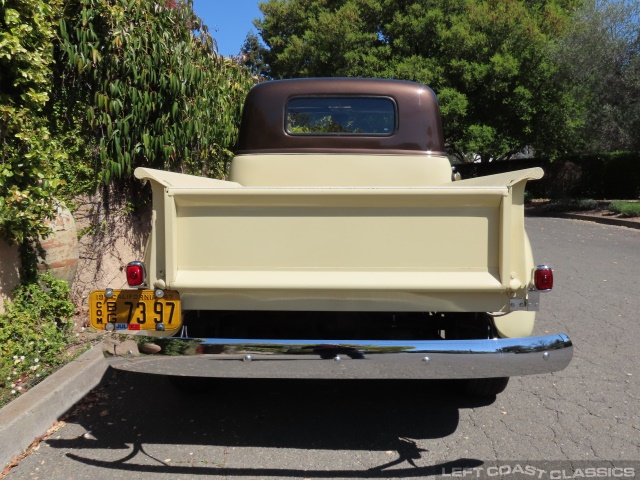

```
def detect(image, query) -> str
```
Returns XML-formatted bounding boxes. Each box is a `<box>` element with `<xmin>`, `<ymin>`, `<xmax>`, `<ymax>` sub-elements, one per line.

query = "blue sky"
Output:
<box><xmin>192</xmin><ymin>0</ymin><xmax>263</xmax><ymax>57</ymax></box>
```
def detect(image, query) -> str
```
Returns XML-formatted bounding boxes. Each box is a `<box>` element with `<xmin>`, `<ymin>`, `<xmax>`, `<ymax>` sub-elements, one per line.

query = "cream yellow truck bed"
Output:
<box><xmin>136</xmin><ymin>166</ymin><xmax>541</xmax><ymax>315</ymax></box>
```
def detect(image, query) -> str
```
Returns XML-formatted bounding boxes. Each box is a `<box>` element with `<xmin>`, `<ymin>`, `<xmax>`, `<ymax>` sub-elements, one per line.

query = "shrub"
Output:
<box><xmin>574</xmin><ymin>198</ymin><xmax>599</xmax><ymax>210</ymax></box>
<box><xmin>543</xmin><ymin>198</ymin><xmax>598</xmax><ymax>212</ymax></box>
<box><xmin>0</xmin><ymin>272</ymin><xmax>75</xmax><ymax>404</ymax></box>
<box><xmin>0</xmin><ymin>0</ymin><xmax>65</xmax><ymax>246</ymax></box>
<box><xmin>608</xmin><ymin>201</ymin><xmax>640</xmax><ymax>217</ymax></box>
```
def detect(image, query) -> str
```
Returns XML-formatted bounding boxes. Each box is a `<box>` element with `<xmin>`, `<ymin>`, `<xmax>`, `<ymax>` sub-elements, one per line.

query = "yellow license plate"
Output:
<box><xmin>89</xmin><ymin>290</ymin><xmax>181</xmax><ymax>331</ymax></box>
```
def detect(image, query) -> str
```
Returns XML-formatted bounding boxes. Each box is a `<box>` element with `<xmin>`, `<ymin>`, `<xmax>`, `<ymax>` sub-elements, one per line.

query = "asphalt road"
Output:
<box><xmin>6</xmin><ymin>217</ymin><xmax>640</xmax><ymax>480</ymax></box>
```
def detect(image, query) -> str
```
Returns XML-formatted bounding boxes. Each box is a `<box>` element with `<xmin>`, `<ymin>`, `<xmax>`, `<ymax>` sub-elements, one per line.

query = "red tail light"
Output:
<box><xmin>534</xmin><ymin>265</ymin><xmax>553</xmax><ymax>291</ymax></box>
<box><xmin>126</xmin><ymin>261</ymin><xmax>146</xmax><ymax>287</ymax></box>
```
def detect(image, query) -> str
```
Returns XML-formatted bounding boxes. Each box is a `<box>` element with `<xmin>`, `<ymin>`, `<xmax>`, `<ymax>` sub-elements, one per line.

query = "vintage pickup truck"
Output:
<box><xmin>90</xmin><ymin>78</ymin><xmax>572</xmax><ymax>396</ymax></box>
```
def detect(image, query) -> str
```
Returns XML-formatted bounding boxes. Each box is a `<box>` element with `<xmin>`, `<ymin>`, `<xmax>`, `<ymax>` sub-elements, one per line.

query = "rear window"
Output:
<box><xmin>285</xmin><ymin>97</ymin><xmax>396</xmax><ymax>136</ymax></box>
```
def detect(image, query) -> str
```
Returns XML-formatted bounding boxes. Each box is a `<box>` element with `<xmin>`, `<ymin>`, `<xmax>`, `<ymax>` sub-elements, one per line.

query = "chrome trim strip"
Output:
<box><xmin>104</xmin><ymin>333</ymin><xmax>572</xmax><ymax>380</ymax></box>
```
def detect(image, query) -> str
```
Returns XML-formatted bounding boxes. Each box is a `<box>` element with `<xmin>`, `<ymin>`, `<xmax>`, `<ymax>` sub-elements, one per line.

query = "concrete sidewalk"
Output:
<box><xmin>0</xmin><ymin>345</ymin><xmax>108</xmax><ymax>470</ymax></box>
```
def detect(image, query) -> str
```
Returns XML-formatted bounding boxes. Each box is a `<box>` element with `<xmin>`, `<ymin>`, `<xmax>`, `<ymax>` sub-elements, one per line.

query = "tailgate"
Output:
<box><xmin>136</xmin><ymin>167</ymin><xmax>542</xmax><ymax>313</ymax></box>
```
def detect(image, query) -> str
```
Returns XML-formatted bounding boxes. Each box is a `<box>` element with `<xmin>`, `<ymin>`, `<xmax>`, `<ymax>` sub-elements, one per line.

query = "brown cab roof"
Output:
<box><xmin>235</xmin><ymin>78</ymin><xmax>446</xmax><ymax>155</ymax></box>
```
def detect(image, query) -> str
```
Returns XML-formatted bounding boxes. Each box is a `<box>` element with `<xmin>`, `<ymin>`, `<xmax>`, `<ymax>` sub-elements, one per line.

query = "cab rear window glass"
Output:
<box><xmin>285</xmin><ymin>97</ymin><xmax>396</xmax><ymax>135</ymax></box>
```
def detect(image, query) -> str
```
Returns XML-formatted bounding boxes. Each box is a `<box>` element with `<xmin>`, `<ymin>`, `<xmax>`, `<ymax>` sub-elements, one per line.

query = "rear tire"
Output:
<box><xmin>460</xmin><ymin>377</ymin><xmax>509</xmax><ymax>397</ymax></box>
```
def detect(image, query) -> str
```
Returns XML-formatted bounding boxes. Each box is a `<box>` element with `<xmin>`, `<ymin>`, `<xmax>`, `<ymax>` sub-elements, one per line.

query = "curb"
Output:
<box><xmin>550</xmin><ymin>213</ymin><xmax>640</xmax><ymax>230</ymax></box>
<box><xmin>527</xmin><ymin>211</ymin><xmax>640</xmax><ymax>230</ymax></box>
<box><xmin>0</xmin><ymin>344</ymin><xmax>108</xmax><ymax>470</ymax></box>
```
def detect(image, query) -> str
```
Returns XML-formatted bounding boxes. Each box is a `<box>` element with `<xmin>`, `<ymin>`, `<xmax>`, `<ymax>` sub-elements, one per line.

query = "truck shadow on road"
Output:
<box><xmin>46</xmin><ymin>368</ymin><xmax>490</xmax><ymax>477</ymax></box>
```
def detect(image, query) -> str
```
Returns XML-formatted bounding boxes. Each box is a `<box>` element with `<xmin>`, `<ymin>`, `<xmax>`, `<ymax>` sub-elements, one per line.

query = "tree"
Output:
<box><xmin>1</xmin><ymin>0</ymin><xmax>256</xmax><ymax>268</ymax></box>
<box><xmin>55</xmin><ymin>0</ymin><xmax>256</xmax><ymax>192</ymax></box>
<box><xmin>256</xmin><ymin>0</ymin><xmax>389</xmax><ymax>79</ymax></box>
<box><xmin>239</xmin><ymin>32</ymin><xmax>269</xmax><ymax>77</ymax></box>
<box><xmin>555</xmin><ymin>0</ymin><xmax>640</xmax><ymax>152</ymax></box>
<box><xmin>255</xmin><ymin>0</ymin><xmax>583</xmax><ymax>162</ymax></box>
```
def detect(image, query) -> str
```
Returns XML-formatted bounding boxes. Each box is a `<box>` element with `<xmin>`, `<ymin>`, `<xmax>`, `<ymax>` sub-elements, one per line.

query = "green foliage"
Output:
<box><xmin>608</xmin><ymin>201</ymin><xmax>640</xmax><ymax>217</ymax></box>
<box><xmin>573</xmin><ymin>198</ymin><xmax>599</xmax><ymax>210</ymax></box>
<box><xmin>543</xmin><ymin>198</ymin><xmax>598</xmax><ymax>212</ymax></box>
<box><xmin>2</xmin><ymin>0</ymin><xmax>256</xmax><ymax>264</ymax></box>
<box><xmin>239</xmin><ymin>32</ymin><xmax>269</xmax><ymax>77</ymax></box>
<box><xmin>0</xmin><ymin>272</ymin><xmax>75</xmax><ymax>402</ymax></box>
<box><xmin>255</xmin><ymin>0</ymin><xmax>583</xmax><ymax>162</ymax></box>
<box><xmin>257</xmin><ymin>0</ymin><xmax>389</xmax><ymax>78</ymax></box>
<box><xmin>56</xmin><ymin>0</ymin><xmax>256</xmax><ymax>190</ymax></box>
<box><xmin>0</xmin><ymin>0</ymin><xmax>65</xmax><ymax>245</ymax></box>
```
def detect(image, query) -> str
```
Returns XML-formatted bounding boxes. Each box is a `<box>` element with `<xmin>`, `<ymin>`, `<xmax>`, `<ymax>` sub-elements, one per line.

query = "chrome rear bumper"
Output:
<box><xmin>103</xmin><ymin>333</ymin><xmax>572</xmax><ymax>380</ymax></box>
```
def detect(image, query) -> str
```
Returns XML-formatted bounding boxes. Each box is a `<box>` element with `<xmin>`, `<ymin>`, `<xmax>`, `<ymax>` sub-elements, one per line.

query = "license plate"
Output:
<box><xmin>89</xmin><ymin>290</ymin><xmax>181</xmax><ymax>331</ymax></box>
